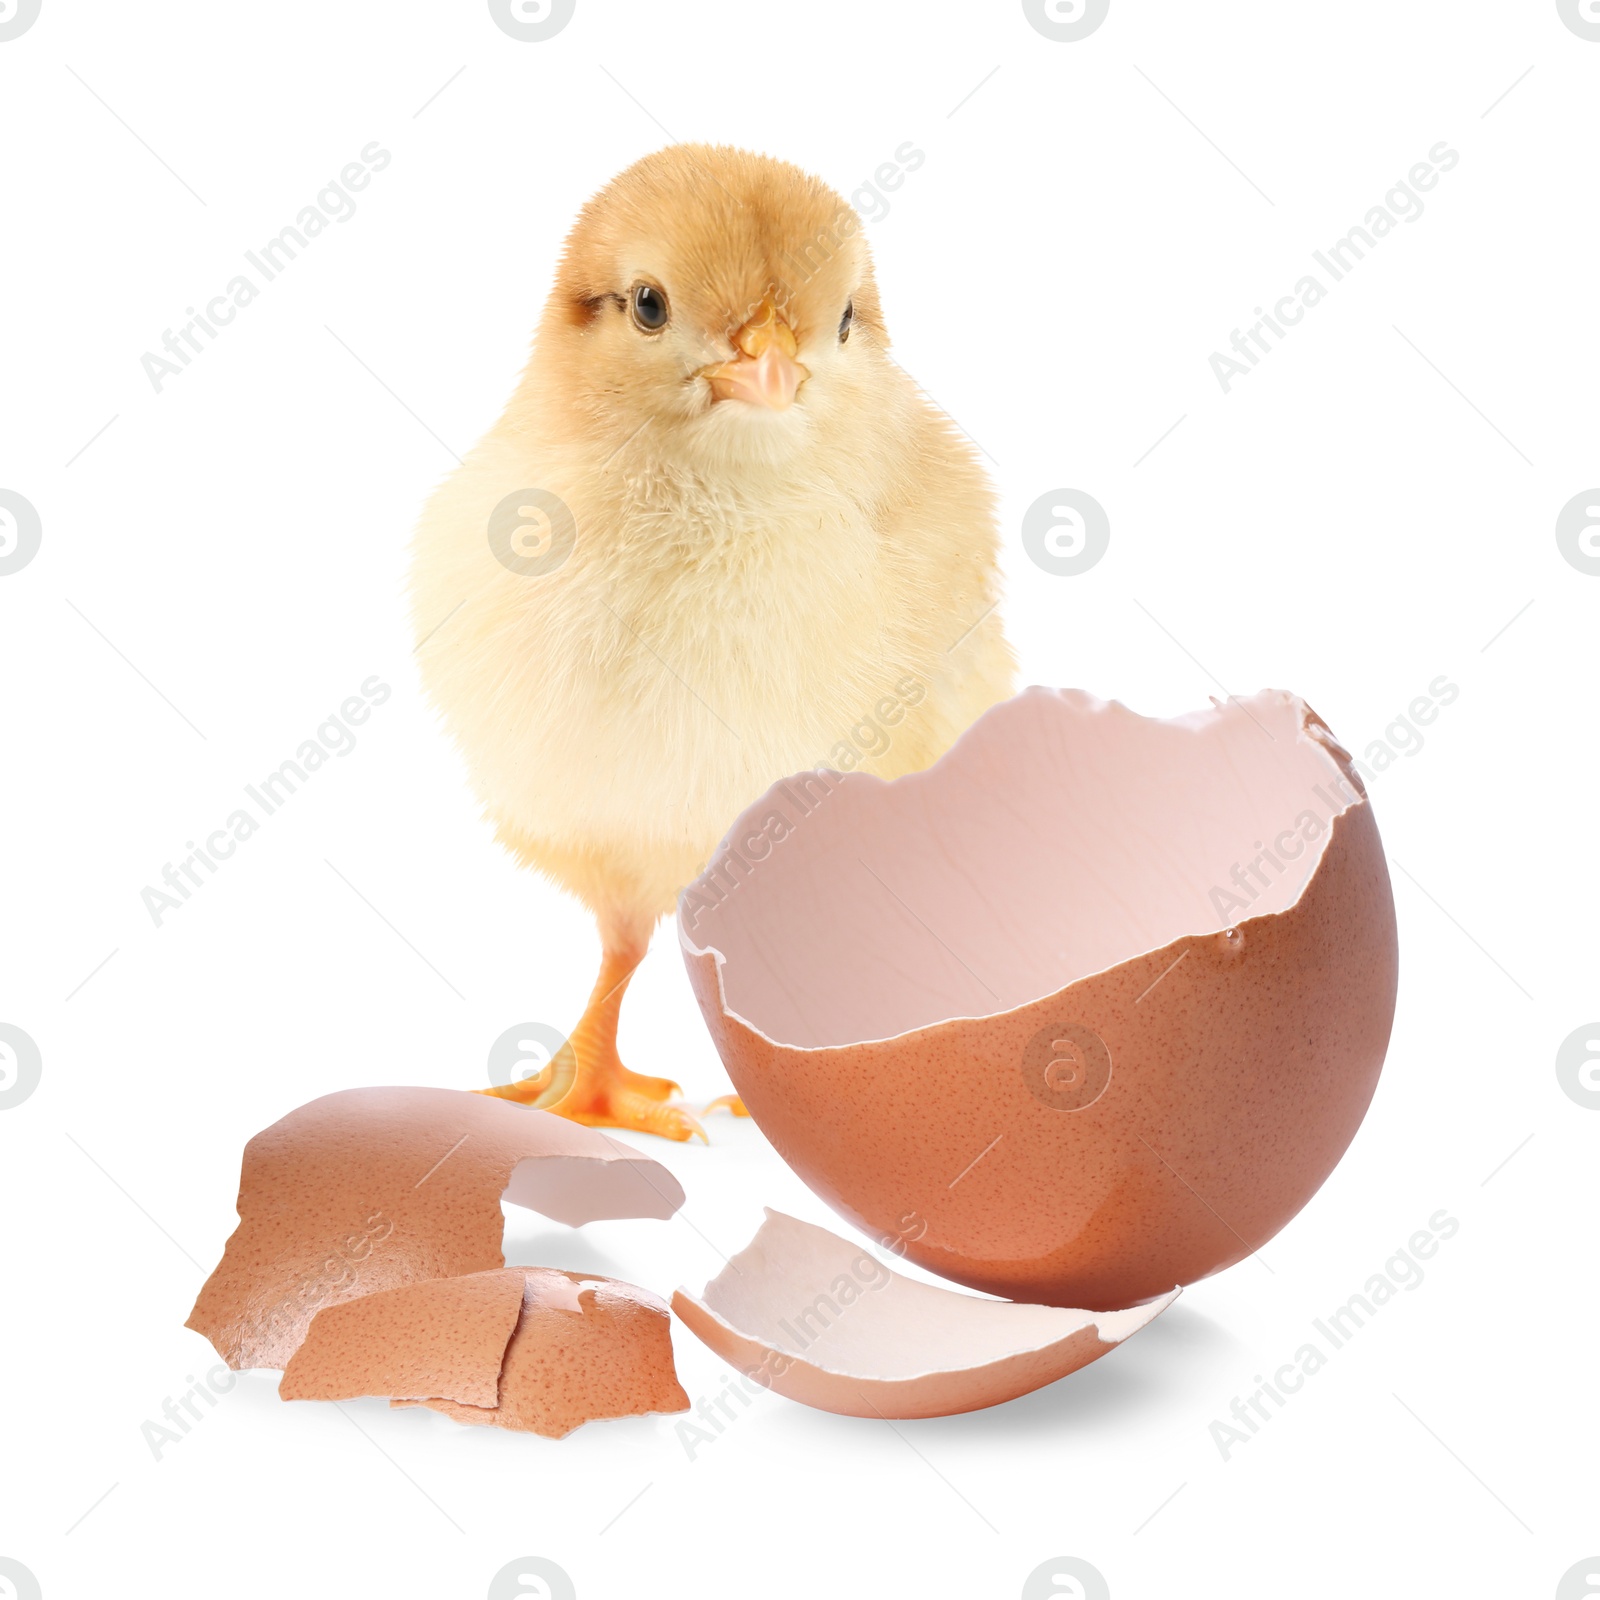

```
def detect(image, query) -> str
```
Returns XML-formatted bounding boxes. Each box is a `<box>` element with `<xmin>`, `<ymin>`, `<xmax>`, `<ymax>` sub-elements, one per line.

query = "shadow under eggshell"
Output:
<box><xmin>679</xmin><ymin>689</ymin><xmax>1398</xmax><ymax>1310</ymax></box>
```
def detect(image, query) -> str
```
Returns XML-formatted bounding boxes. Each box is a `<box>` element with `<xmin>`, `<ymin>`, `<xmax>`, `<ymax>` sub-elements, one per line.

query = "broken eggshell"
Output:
<box><xmin>280</xmin><ymin>1267</ymin><xmax>526</xmax><ymax>1408</ymax></box>
<box><xmin>671</xmin><ymin>1210</ymin><xmax>1177</xmax><ymax>1419</ymax></box>
<box><xmin>679</xmin><ymin>689</ymin><xmax>1398</xmax><ymax>1311</ymax></box>
<box><xmin>285</xmin><ymin>1267</ymin><xmax>689</xmax><ymax>1438</ymax></box>
<box><xmin>187</xmin><ymin>1087</ymin><xmax>683</xmax><ymax>1370</ymax></box>
<box><xmin>395</xmin><ymin>1269</ymin><xmax>688</xmax><ymax>1437</ymax></box>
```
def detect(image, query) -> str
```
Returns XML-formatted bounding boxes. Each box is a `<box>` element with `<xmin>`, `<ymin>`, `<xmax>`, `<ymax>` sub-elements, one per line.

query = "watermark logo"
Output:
<box><xmin>489</xmin><ymin>489</ymin><xmax>576</xmax><ymax>577</ymax></box>
<box><xmin>0</xmin><ymin>1024</ymin><xmax>42</xmax><ymax>1111</ymax></box>
<box><xmin>1557</xmin><ymin>0</ymin><xmax>1600</xmax><ymax>41</ymax></box>
<box><xmin>488</xmin><ymin>0</ymin><xmax>575</xmax><ymax>42</ymax></box>
<box><xmin>0</xmin><ymin>1558</ymin><xmax>42</xmax><ymax>1600</ymax></box>
<box><xmin>487</xmin><ymin>1021</ymin><xmax>576</xmax><ymax>1107</ymax></box>
<box><xmin>1556</xmin><ymin>1023</ymin><xmax>1600</xmax><ymax>1109</ymax></box>
<box><xmin>1022</xmin><ymin>0</ymin><xmax>1110</xmax><ymax>43</ymax></box>
<box><xmin>1556</xmin><ymin>489</ymin><xmax>1600</xmax><ymax>574</ymax></box>
<box><xmin>487</xmin><ymin>1557</ymin><xmax>575</xmax><ymax>1599</ymax></box>
<box><xmin>1022</xmin><ymin>489</ymin><xmax>1109</xmax><ymax>576</ymax></box>
<box><xmin>1022</xmin><ymin>1021</ymin><xmax>1112</xmax><ymax>1111</ymax></box>
<box><xmin>0</xmin><ymin>0</ymin><xmax>41</xmax><ymax>42</ymax></box>
<box><xmin>0</xmin><ymin>490</ymin><xmax>41</xmax><ymax>576</ymax></box>
<box><xmin>1557</xmin><ymin>1558</ymin><xmax>1600</xmax><ymax>1598</ymax></box>
<box><xmin>1022</xmin><ymin>1557</ymin><xmax>1110</xmax><ymax>1599</ymax></box>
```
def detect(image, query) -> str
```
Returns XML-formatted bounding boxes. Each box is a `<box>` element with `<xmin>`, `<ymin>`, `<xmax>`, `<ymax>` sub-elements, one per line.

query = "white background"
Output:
<box><xmin>2</xmin><ymin>2</ymin><xmax>1596</xmax><ymax>1597</ymax></box>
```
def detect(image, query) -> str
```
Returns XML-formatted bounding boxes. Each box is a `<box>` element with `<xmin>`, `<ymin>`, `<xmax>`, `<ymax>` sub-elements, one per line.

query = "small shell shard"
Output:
<box><xmin>186</xmin><ymin>1087</ymin><xmax>683</xmax><ymax>1370</ymax></box>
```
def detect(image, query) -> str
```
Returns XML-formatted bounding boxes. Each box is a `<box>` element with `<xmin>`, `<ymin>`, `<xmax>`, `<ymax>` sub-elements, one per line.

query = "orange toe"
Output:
<box><xmin>477</xmin><ymin>1044</ymin><xmax>576</xmax><ymax>1111</ymax></box>
<box><xmin>556</xmin><ymin>1059</ymin><xmax>707</xmax><ymax>1144</ymax></box>
<box><xmin>567</xmin><ymin>1094</ymin><xmax>707</xmax><ymax>1144</ymax></box>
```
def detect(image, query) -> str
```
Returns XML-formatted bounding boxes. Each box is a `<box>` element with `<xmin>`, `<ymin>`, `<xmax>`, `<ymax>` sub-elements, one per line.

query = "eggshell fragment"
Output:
<box><xmin>671</xmin><ymin>1210</ymin><xmax>1176</xmax><ymax>1419</ymax></box>
<box><xmin>679</xmin><ymin>689</ymin><xmax>1398</xmax><ymax>1310</ymax></box>
<box><xmin>391</xmin><ymin>1268</ymin><xmax>689</xmax><ymax>1437</ymax></box>
<box><xmin>279</xmin><ymin>1270</ymin><xmax>527</xmax><ymax>1407</ymax></box>
<box><xmin>187</xmin><ymin>1087</ymin><xmax>684</xmax><ymax>1370</ymax></box>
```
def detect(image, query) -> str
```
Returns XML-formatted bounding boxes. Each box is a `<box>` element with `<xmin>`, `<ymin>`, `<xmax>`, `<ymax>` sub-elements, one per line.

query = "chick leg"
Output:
<box><xmin>484</xmin><ymin>929</ymin><xmax>704</xmax><ymax>1143</ymax></box>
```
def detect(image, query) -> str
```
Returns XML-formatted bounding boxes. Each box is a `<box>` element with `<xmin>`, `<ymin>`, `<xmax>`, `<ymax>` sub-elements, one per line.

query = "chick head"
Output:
<box><xmin>543</xmin><ymin>144</ymin><xmax>887</xmax><ymax>468</ymax></box>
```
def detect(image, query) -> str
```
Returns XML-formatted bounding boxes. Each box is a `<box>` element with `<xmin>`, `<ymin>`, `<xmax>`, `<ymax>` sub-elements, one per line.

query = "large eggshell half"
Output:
<box><xmin>679</xmin><ymin>689</ymin><xmax>1397</xmax><ymax>1310</ymax></box>
<box><xmin>187</xmin><ymin>1087</ymin><xmax>683</xmax><ymax>1370</ymax></box>
<box><xmin>671</xmin><ymin>1210</ymin><xmax>1177</xmax><ymax>1419</ymax></box>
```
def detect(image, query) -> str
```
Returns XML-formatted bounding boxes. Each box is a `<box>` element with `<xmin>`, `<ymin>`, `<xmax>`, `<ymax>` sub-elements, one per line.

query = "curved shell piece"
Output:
<box><xmin>671</xmin><ymin>1210</ymin><xmax>1177</xmax><ymax>1418</ymax></box>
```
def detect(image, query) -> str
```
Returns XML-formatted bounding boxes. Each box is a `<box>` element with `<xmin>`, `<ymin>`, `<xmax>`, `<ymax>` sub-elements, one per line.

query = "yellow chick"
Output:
<box><xmin>411</xmin><ymin>145</ymin><xmax>1013</xmax><ymax>1141</ymax></box>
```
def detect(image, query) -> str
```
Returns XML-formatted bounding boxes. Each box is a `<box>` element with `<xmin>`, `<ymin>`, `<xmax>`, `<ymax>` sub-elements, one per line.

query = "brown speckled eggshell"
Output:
<box><xmin>187</xmin><ymin>1088</ymin><xmax>683</xmax><ymax>1369</ymax></box>
<box><xmin>279</xmin><ymin>1269</ymin><xmax>526</xmax><ymax>1406</ymax></box>
<box><xmin>395</xmin><ymin>1269</ymin><xmax>689</xmax><ymax>1438</ymax></box>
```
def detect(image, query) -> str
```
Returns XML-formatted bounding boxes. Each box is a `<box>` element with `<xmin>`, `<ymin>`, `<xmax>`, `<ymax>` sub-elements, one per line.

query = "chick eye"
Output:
<box><xmin>630</xmin><ymin>282</ymin><xmax>669</xmax><ymax>333</ymax></box>
<box><xmin>838</xmin><ymin>299</ymin><xmax>854</xmax><ymax>343</ymax></box>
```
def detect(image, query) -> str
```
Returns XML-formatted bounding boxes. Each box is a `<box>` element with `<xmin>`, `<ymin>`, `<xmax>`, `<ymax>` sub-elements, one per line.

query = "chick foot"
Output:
<box><xmin>559</xmin><ymin>1059</ymin><xmax>706</xmax><ymax>1144</ymax></box>
<box><xmin>479</xmin><ymin>933</ymin><xmax>704</xmax><ymax>1141</ymax></box>
<box><xmin>483</xmin><ymin>1043</ymin><xmax>704</xmax><ymax>1141</ymax></box>
<box><xmin>703</xmin><ymin>1094</ymin><xmax>749</xmax><ymax>1118</ymax></box>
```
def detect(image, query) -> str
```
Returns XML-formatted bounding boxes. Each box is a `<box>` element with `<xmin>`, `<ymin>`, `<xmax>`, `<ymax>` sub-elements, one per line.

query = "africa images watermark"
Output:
<box><xmin>140</xmin><ymin>142</ymin><xmax>392</xmax><ymax>393</ymax></box>
<box><xmin>1208</xmin><ymin>675</ymin><xmax>1458</xmax><ymax>925</ymax></box>
<box><xmin>842</xmin><ymin>141</ymin><xmax>925</xmax><ymax>226</ymax></box>
<box><xmin>0</xmin><ymin>0</ymin><xmax>41</xmax><ymax>41</ymax></box>
<box><xmin>141</xmin><ymin>1208</ymin><xmax>392</xmax><ymax>1462</ymax></box>
<box><xmin>677</xmin><ymin>1215</ymin><xmax>925</xmax><ymax>1462</ymax></box>
<box><xmin>678</xmin><ymin>671</ymin><xmax>930</xmax><ymax>933</ymax></box>
<box><xmin>762</xmin><ymin>141</ymin><xmax>925</xmax><ymax>311</ymax></box>
<box><xmin>140</xmin><ymin>1364</ymin><xmax>239</xmax><ymax>1461</ymax></box>
<box><xmin>1556</xmin><ymin>487</ymin><xmax>1600</xmax><ymax>575</ymax></box>
<box><xmin>1208</xmin><ymin>1208</ymin><xmax>1460</xmax><ymax>1461</ymax></box>
<box><xmin>1022</xmin><ymin>488</ymin><xmax>1110</xmax><ymax>576</ymax></box>
<box><xmin>1556</xmin><ymin>1022</ymin><xmax>1600</xmax><ymax>1109</ymax></box>
<box><xmin>258</xmin><ymin>1209</ymin><xmax>395</xmax><ymax>1352</ymax></box>
<box><xmin>487</xmin><ymin>1558</ymin><xmax>575</xmax><ymax>1600</ymax></box>
<box><xmin>1209</xmin><ymin>142</ymin><xmax>1460</xmax><ymax>394</ymax></box>
<box><xmin>1209</xmin><ymin>767</ymin><xmax>1360</xmax><ymax>925</ymax></box>
<box><xmin>140</xmin><ymin>676</ymin><xmax>391</xmax><ymax>925</ymax></box>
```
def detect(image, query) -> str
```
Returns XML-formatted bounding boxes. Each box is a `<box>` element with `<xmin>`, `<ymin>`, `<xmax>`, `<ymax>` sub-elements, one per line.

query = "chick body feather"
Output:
<box><xmin>411</xmin><ymin>147</ymin><xmax>1012</xmax><ymax>1129</ymax></box>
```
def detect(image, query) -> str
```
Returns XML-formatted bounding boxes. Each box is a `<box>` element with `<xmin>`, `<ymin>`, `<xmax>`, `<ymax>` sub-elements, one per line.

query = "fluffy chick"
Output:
<box><xmin>411</xmin><ymin>145</ymin><xmax>1014</xmax><ymax>1140</ymax></box>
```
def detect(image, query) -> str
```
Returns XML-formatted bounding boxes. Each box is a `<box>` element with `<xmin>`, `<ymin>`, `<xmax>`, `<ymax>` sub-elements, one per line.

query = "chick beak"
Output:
<box><xmin>704</xmin><ymin>300</ymin><xmax>808</xmax><ymax>410</ymax></box>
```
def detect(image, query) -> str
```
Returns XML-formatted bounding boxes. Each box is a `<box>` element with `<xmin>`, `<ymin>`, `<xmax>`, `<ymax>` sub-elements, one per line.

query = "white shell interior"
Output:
<box><xmin>681</xmin><ymin>689</ymin><xmax>1358</xmax><ymax>1048</ymax></box>
<box><xmin>685</xmin><ymin>1210</ymin><xmax>1176</xmax><ymax>1378</ymax></box>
